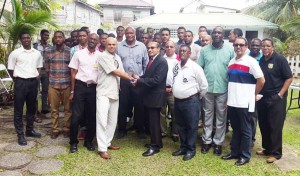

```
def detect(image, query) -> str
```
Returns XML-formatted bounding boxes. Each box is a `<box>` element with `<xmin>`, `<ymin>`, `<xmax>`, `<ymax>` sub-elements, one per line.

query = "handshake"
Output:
<box><xmin>129</xmin><ymin>73</ymin><xmax>140</xmax><ymax>87</ymax></box>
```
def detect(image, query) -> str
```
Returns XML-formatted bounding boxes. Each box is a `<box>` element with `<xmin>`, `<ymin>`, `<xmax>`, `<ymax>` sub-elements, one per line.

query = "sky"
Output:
<box><xmin>87</xmin><ymin>0</ymin><xmax>260</xmax><ymax>13</ymax></box>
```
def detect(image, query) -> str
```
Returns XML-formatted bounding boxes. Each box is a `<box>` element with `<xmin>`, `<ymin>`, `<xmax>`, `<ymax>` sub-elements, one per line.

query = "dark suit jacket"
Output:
<box><xmin>137</xmin><ymin>54</ymin><xmax>168</xmax><ymax>108</ymax></box>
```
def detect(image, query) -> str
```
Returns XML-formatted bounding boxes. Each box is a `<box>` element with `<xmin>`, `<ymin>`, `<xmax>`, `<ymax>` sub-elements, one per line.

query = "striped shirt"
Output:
<box><xmin>44</xmin><ymin>45</ymin><xmax>71</xmax><ymax>89</ymax></box>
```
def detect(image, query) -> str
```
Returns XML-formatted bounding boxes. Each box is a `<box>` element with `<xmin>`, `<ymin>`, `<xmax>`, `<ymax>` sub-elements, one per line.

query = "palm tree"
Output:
<box><xmin>281</xmin><ymin>16</ymin><xmax>300</xmax><ymax>37</ymax></box>
<box><xmin>1</xmin><ymin>0</ymin><xmax>56</xmax><ymax>52</ymax></box>
<box><xmin>21</xmin><ymin>0</ymin><xmax>51</xmax><ymax>12</ymax></box>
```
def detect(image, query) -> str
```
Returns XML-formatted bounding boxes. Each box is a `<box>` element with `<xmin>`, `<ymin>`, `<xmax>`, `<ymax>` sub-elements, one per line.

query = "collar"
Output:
<box><xmin>122</xmin><ymin>40</ymin><xmax>139</xmax><ymax>48</ymax></box>
<box><xmin>164</xmin><ymin>53</ymin><xmax>177</xmax><ymax>60</ymax></box>
<box><xmin>54</xmin><ymin>44</ymin><xmax>68</xmax><ymax>52</ymax></box>
<box><xmin>211</xmin><ymin>41</ymin><xmax>224</xmax><ymax>49</ymax></box>
<box><xmin>179</xmin><ymin>59</ymin><xmax>192</xmax><ymax>69</ymax></box>
<box><xmin>21</xmin><ymin>46</ymin><xmax>35</xmax><ymax>53</ymax></box>
<box><xmin>150</xmin><ymin>54</ymin><xmax>159</xmax><ymax>61</ymax></box>
<box><xmin>104</xmin><ymin>50</ymin><xmax>115</xmax><ymax>58</ymax></box>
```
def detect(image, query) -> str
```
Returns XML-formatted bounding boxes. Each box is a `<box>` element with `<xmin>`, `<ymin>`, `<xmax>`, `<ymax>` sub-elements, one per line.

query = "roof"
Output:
<box><xmin>129</xmin><ymin>13</ymin><xmax>278</xmax><ymax>29</ymax></box>
<box><xmin>75</xmin><ymin>0</ymin><xmax>102</xmax><ymax>13</ymax></box>
<box><xmin>100</xmin><ymin>0</ymin><xmax>153</xmax><ymax>8</ymax></box>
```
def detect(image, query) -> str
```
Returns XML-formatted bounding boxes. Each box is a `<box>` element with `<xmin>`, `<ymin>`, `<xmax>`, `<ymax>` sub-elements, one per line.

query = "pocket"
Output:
<box><xmin>271</xmin><ymin>94</ymin><xmax>281</xmax><ymax>101</ymax></box>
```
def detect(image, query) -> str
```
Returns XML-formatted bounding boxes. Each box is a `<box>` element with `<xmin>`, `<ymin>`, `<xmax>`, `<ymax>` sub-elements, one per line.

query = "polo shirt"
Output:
<box><xmin>7</xmin><ymin>47</ymin><xmax>43</xmax><ymax>78</ymax></box>
<box><xmin>227</xmin><ymin>54</ymin><xmax>264</xmax><ymax>112</ymax></box>
<box><xmin>172</xmin><ymin>59</ymin><xmax>208</xmax><ymax>99</ymax></box>
<box><xmin>198</xmin><ymin>43</ymin><xmax>235</xmax><ymax>93</ymax></box>
<box><xmin>259</xmin><ymin>51</ymin><xmax>292</xmax><ymax>97</ymax></box>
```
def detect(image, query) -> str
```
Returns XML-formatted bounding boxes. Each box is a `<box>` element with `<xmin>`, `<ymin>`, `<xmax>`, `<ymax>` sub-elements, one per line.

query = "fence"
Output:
<box><xmin>287</xmin><ymin>55</ymin><xmax>300</xmax><ymax>77</ymax></box>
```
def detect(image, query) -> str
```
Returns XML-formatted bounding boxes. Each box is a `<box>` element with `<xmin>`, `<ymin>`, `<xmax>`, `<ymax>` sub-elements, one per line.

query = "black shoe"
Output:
<box><xmin>201</xmin><ymin>144</ymin><xmax>211</xmax><ymax>154</ymax></box>
<box><xmin>172</xmin><ymin>149</ymin><xmax>186</xmax><ymax>156</ymax></box>
<box><xmin>142</xmin><ymin>148</ymin><xmax>159</xmax><ymax>156</ymax></box>
<box><xmin>83</xmin><ymin>142</ymin><xmax>95</xmax><ymax>151</ymax></box>
<box><xmin>221</xmin><ymin>153</ymin><xmax>239</xmax><ymax>160</ymax></box>
<box><xmin>144</xmin><ymin>143</ymin><xmax>151</xmax><ymax>148</ymax></box>
<box><xmin>138</xmin><ymin>132</ymin><xmax>146</xmax><ymax>139</ymax></box>
<box><xmin>17</xmin><ymin>135</ymin><xmax>27</xmax><ymax>146</ymax></box>
<box><xmin>41</xmin><ymin>109</ymin><xmax>50</xmax><ymax>114</ymax></box>
<box><xmin>183</xmin><ymin>152</ymin><xmax>195</xmax><ymax>161</ymax></box>
<box><xmin>171</xmin><ymin>135</ymin><xmax>179</xmax><ymax>142</ymax></box>
<box><xmin>25</xmin><ymin>130</ymin><xmax>41</xmax><ymax>138</ymax></box>
<box><xmin>235</xmin><ymin>158</ymin><xmax>249</xmax><ymax>166</ymax></box>
<box><xmin>116</xmin><ymin>131</ymin><xmax>126</xmax><ymax>139</ymax></box>
<box><xmin>70</xmin><ymin>144</ymin><xmax>78</xmax><ymax>153</ymax></box>
<box><xmin>213</xmin><ymin>145</ymin><xmax>222</xmax><ymax>156</ymax></box>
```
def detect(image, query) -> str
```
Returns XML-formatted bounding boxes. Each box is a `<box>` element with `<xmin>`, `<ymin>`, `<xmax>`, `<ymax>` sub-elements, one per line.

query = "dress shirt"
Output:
<box><xmin>69</xmin><ymin>48</ymin><xmax>99</xmax><ymax>84</ymax></box>
<box><xmin>173</xmin><ymin>59</ymin><xmax>208</xmax><ymax>99</ymax></box>
<box><xmin>164</xmin><ymin>53</ymin><xmax>179</xmax><ymax>87</ymax></box>
<box><xmin>70</xmin><ymin>44</ymin><xmax>87</xmax><ymax>58</ymax></box>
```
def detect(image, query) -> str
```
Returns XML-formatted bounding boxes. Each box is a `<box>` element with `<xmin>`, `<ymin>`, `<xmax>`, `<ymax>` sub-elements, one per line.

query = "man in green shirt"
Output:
<box><xmin>198</xmin><ymin>26</ymin><xmax>235</xmax><ymax>156</ymax></box>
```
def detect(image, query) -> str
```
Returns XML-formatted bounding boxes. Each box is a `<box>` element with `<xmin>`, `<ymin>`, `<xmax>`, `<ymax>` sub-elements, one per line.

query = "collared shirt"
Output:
<box><xmin>44</xmin><ymin>45</ymin><xmax>71</xmax><ymax>89</ymax></box>
<box><xmin>97</xmin><ymin>50</ymin><xmax>124</xmax><ymax>100</ymax></box>
<box><xmin>7</xmin><ymin>47</ymin><xmax>43</xmax><ymax>78</ymax></box>
<box><xmin>190</xmin><ymin>43</ymin><xmax>202</xmax><ymax>62</ymax></box>
<box><xmin>227</xmin><ymin>54</ymin><xmax>264</xmax><ymax>112</ymax></box>
<box><xmin>117</xmin><ymin>40</ymin><xmax>148</xmax><ymax>76</ymax></box>
<box><xmin>33</xmin><ymin>41</ymin><xmax>52</xmax><ymax>67</ymax></box>
<box><xmin>69</xmin><ymin>48</ymin><xmax>99</xmax><ymax>84</ymax></box>
<box><xmin>198</xmin><ymin>43</ymin><xmax>235</xmax><ymax>93</ymax></box>
<box><xmin>249</xmin><ymin>52</ymin><xmax>263</xmax><ymax>62</ymax></box>
<box><xmin>164</xmin><ymin>53</ymin><xmax>179</xmax><ymax>87</ymax></box>
<box><xmin>194</xmin><ymin>39</ymin><xmax>201</xmax><ymax>46</ymax></box>
<box><xmin>70</xmin><ymin>44</ymin><xmax>87</xmax><ymax>58</ymax></box>
<box><xmin>173</xmin><ymin>59</ymin><xmax>208</xmax><ymax>99</ymax></box>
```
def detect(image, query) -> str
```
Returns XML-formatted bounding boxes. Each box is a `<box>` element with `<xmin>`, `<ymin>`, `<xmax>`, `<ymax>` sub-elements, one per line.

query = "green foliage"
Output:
<box><xmin>21</xmin><ymin>0</ymin><xmax>51</xmax><ymax>11</ymax></box>
<box><xmin>281</xmin><ymin>16</ymin><xmax>300</xmax><ymax>37</ymax></box>
<box><xmin>273</xmin><ymin>37</ymin><xmax>288</xmax><ymax>54</ymax></box>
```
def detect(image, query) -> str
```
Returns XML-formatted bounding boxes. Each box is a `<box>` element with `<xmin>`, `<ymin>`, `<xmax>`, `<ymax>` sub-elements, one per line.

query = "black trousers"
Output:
<box><xmin>69</xmin><ymin>80</ymin><xmax>96</xmax><ymax>144</ymax></box>
<box><xmin>145</xmin><ymin>106</ymin><xmax>162</xmax><ymax>149</ymax></box>
<box><xmin>14</xmin><ymin>78</ymin><xmax>38</xmax><ymax>135</ymax></box>
<box><xmin>257</xmin><ymin>94</ymin><xmax>287</xmax><ymax>158</ymax></box>
<box><xmin>118</xmin><ymin>79</ymin><xmax>145</xmax><ymax>133</ymax></box>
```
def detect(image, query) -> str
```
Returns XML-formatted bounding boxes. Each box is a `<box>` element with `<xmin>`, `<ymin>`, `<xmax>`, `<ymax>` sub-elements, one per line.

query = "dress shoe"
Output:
<box><xmin>172</xmin><ymin>149</ymin><xmax>186</xmax><ymax>156</ymax></box>
<box><xmin>221</xmin><ymin>153</ymin><xmax>239</xmax><ymax>160</ymax></box>
<box><xmin>99</xmin><ymin>152</ymin><xmax>111</xmax><ymax>159</ymax></box>
<box><xmin>235</xmin><ymin>158</ymin><xmax>249</xmax><ymax>166</ymax></box>
<box><xmin>183</xmin><ymin>152</ymin><xmax>195</xmax><ymax>161</ymax></box>
<box><xmin>25</xmin><ymin>130</ymin><xmax>41</xmax><ymax>138</ymax></box>
<box><xmin>51</xmin><ymin>131</ymin><xmax>60</xmax><ymax>139</ymax></box>
<box><xmin>213</xmin><ymin>145</ymin><xmax>222</xmax><ymax>156</ymax></box>
<box><xmin>70</xmin><ymin>144</ymin><xmax>78</xmax><ymax>153</ymax></box>
<box><xmin>84</xmin><ymin>142</ymin><xmax>95</xmax><ymax>151</ymax></box>
<box><xmin>201</xmin><ymin>144</ymin><xmax>211</xmax><ymax>154</ymax></box>
<box><xmin>115</xmin><ymin>131</ymin><xmax>126</xmax><ymax>139</ymax></box>
<box><xmin>17</xmin><ymin>135</ymin><xmax>27</xmax><ymax>146</ymax></box>
<box><xmin>108</xmin><ymin>145</ymin><xmax>120</xmax><ymax>150</ymax></box>
<box><xmin>171</xmin><ymin>135</ymin><xmax>179</xmax><ymax>142</ymax></box>
<box><xmin>256</xmin><ymin>150</ymin><xmax>268</xmax><ymax>156</ymax></box>
<box><xmin>142</xmin><ymin>148</ymin><xmax>159</xmax><ymax>156</ymax></box>
<box><xmin>266</xmin><ymin>156</ymin><xmax>278</xmax><ymax>163</ymax></box>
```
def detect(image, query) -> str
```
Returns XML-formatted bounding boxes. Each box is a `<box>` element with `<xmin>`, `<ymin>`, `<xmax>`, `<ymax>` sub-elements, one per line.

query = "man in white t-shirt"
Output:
<box><xmin>222</xmin><ymin>37</ymin><xmax>265</xmax><ymax>166</ymax></box>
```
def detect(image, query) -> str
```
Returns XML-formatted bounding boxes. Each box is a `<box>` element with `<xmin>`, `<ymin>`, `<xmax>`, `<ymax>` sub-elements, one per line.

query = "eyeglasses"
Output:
<box><xmin>165</xmin><ymin>46</ymin><xmax>174</xmax><ymax>48</ymax></box>
<box><xmin>147</xmin><ymin>46</ymin><xmax>157</xmax><ymax>50</ymax></box>
<box><xmin>233</xmin><ymin>44</ymin><xmax>246</xmax><ymax>47</ymax></box>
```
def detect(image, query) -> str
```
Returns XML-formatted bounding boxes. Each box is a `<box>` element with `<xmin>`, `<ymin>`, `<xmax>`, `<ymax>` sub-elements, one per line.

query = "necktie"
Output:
<box><xmin>147</xmin><ymin>58</ymin><xmax>153</xmax><ymax>69</ymax></box>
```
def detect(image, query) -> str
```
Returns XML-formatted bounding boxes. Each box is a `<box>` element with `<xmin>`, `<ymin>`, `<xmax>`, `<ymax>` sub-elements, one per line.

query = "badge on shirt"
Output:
<box><xmin>93</xmin><ymin>63</ymin><xmax>99</xmax><ymax>68</ymax></box>
<box><xmin>268</xmin><ymin>63</ymin><xmax>273</xmax><ymax>69</ymax></box>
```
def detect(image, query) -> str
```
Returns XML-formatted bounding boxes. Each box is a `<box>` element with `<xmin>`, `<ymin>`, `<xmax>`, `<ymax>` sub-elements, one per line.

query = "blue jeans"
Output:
<box><xmin>175</xmin><ymin>96</ymin><xmax>200</xmax><ymax>153</ymax></box>
<box><xmin>227</xmin><ymin>106</ymin><xmax>252</xmax><ymax>160</ymax></box>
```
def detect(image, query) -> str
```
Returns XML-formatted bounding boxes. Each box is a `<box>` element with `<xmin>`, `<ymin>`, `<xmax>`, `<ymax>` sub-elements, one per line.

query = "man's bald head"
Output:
<box><xmin>106</xmin><ymin>37</ymin><xmax>118</xmax><ymax>54</ymax></box>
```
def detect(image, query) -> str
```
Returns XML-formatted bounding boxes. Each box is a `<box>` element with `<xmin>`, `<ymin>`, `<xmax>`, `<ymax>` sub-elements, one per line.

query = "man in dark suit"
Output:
<box><xmin>132</xmin><ymin>41</ymin><xmax>168</xmax><ymax>156</ymax></box>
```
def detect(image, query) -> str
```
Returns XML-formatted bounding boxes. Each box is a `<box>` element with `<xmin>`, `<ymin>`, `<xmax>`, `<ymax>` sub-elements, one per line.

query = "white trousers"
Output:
<box><xmin>96</xmin><ymin>96</ymin><xmax>119</xmax><ymax>152</ymax></box>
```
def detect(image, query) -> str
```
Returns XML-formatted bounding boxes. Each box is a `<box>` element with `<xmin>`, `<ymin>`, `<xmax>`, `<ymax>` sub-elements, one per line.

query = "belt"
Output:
<box><xmin>15</xmin><ymin>77</ymin><xmax>36</xmax><ymax>81</ymax></box>
<box><xmin>76</xmin><ymin>80</ymin><xmax>96</xmax><ymax>87</ymax></box>
<box><xmin>175</xmin><ymin>93</ymin><xmax>199</xmax><ymax>102</ymax></box>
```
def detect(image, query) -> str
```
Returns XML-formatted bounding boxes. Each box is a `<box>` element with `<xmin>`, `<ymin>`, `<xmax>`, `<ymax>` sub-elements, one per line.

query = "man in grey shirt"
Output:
<box><xmin>116</xmin><ymin>27</ymin><xmax>149</xmax><ymax>139</ymax></box>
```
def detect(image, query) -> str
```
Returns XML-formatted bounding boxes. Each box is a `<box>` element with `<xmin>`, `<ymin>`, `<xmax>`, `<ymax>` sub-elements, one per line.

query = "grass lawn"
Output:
<box><xmin>49</xmin><ymin>90</ymin><xmax>300</xmax><ymax>176</ymax></box>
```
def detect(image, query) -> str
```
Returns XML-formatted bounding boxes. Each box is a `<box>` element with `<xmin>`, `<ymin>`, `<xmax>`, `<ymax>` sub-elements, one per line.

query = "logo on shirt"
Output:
<box><xmin>268</xmin><ymin>63</ymin><xmax>273</xmax><ymax>69</ymax></box>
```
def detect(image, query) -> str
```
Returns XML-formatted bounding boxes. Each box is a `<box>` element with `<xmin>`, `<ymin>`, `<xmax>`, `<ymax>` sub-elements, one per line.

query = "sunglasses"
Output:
<box><xmin>233</xmin><ymin>43</ymin><xmax>246</xmax><ymax>47</ymax></box>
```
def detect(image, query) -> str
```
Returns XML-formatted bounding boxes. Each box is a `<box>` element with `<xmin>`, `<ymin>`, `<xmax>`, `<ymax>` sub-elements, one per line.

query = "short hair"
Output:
<box><xmin>161</xmin><ymin>28</ymin><xmax>170</xmax><ymax>35</ymax></box>
<box><xmin>211</xmin><ymin>26</ymin><xmax>224</xmax><ymax>35</ymax></box>
<box><xmin>108</xmin><ymin>33</ymin><xmax>115</xmax><ymax>38</ymax></box>
<box><xmin>100</xmin><ymin>33</ymin><xmax>108</xmax><ymax>37</ymax></box>
<box><xmin>251</xmin><ymin>38</ymin><xmax>262</xmax><ymax>44</ymax></box>
<box><xmin>235</xmin><ymin>37</ymin><xmax>248</xmax><ymax>46</ymax></box>
<box><xmin>81</xmin><ymin>26</ymin><xmax>89</xmax><ymax>31</ymax></box>
<box><xmin>177</xmin><ymin>26</ymin><xmax>186</xmax><ymax>31</ymax></box>
<box><xmin>180</xmin><ymin>44</ymin><xmax>191</xmax><ymax>52</ymax></box>
<box><xmin>149</xmin><ymin>41</ymin><xmax>160</xmax><ymax>48</ymax></box>
<box><xmin>147</xmin><ymin>27</ymin><xmax>153</xmax><ymax>31</ymax></box>
<box><xmin>262</xmin><ymin>38</ymin><xmax>274</xmax><ymax>46</ymax></box>
<box><xmin>40</xmin><ymin>29</ymin><xmax>49</xmax><ymax>36</ymax></box>
<box><xmin>97</xmin><ymin>29</ymin><xmax>104</xmax><ymax>36</ymax></box>
<box><xmin>71</xmin><ymin>30</ymin><xmax>78</xmax><ymax>35</ymax></box>
<box><xmin>78</xmin><ymin>29</ymin><xmax>88</xmax><ymax>35</ymax></box>
<box><xmin>232</xmin><ymin>28</ymin><xmax>243</xmax><ymax>37</ymax></box>
<box><xmin>117</xmin><ymin>26</ymin><xmax>124</xmax><ymax>30</ymax></box>
<box><xmin>54</xmin><ymin>30</ymin><xmax>65</xmax><ymax>38</ymax></box>
<box><xmin>142</xmin><ymin>33</ymin><xmax>150</xmax><ymax>37</ymax></box>
<box><xmin>19</xmin><ymin>31</ymin><xmax>30</xmax><ymax>39</ymax></box>
<box><xmin>186</xmin><ymin>30</ymin><xmax>193</xmax><ymax>37</ymax></box>
<box><xmin>199</xmin><ymin>26</ymin><xmax>207</xmax><ymax>31</ymax></box>
<box><xmin>65</xmin><ymin>38</ymin><xmax>72</xmax><ymax>42</ymax></box>
<box><xmin>154</xmin><ymin>32</ymin><xmax>161</xmax><ymax>37</ymax></box>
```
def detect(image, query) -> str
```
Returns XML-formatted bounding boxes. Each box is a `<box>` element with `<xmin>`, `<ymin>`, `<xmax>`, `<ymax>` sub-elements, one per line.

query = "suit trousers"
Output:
<box><xmin>40</xmin><ymin>69</ymin><xmax>49</xmax><ymax>111</ymax></box>
<box><xmin>160</xmin><ymin>93</ymin><xmax>177</xmax><ymax>136</ymax></box>
<box><xmin>69</xmin><ymin>80</ymin><xmax>96</xmax><ymax>145</ymax></box>
<box><xmin>202</xmin><ymin>92</ymin><xmax>227</xmax><ymax>145</ymax></box>
<box><xmin>227</xmin><ymin>106</ymin><xmax>252</xmax><ymax>160</ymax></box>
<box><xmin>14</xmin><ymin>78</ymin><xmax>38</xmax><ymax>135</ymax></box>
<box><xmin>96</xmin><ymin>96</ymin><xmax>119</xmax><ymax>152</ymax></box>
<box><xmin>257</xmin><ymin>95</ymin><xmax>286</xmax><ymax>158</ymax></box>
<box><xmin>48</xmin><ymin>86</ymin><xmax>71</xmax><ymax>133</ymax></box>
<box><xmin>145</xmin><ymin>106</ymin><xmax>162</xmax><ymax>149</ymax></box>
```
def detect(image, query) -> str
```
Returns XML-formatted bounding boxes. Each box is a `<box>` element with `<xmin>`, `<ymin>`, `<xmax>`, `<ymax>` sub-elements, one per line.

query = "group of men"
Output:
<box><xmin>7</xmin><ymin>24</ymin><xmax>292</xmax><ymax>164</ymax></box>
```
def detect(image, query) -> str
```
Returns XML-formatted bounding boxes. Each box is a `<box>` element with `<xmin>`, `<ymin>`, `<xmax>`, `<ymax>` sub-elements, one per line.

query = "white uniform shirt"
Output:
<box><xmin>164</xmin><ymin>53</ymin><xmax>179</xmax><ymax>87</ymax></box>
<box><xmin>172</xmin><ymin>59</ymin><xmax>208</xmax><ymax>99</ymax></box>
<box><xmin>7</xmin><ymin>47</ymin><xmax>43</xmax><ymax>78</ymax></box>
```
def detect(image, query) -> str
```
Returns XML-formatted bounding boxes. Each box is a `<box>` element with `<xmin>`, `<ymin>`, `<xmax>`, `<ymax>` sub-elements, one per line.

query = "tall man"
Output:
<box><xmin>70</xmin><ymin>29</ymin><xmax>88</xmax><ymax>58</ymax></box>
<box><xmin>8</xmin><ymin>31</ymin><xmax>43</xmax><ymax>145</ymax></box>
<box><xmin>116</xmin><ymin>27</ymin><xmax>149</xmax><ymax>139</ymax></box>
<box><xmin>98</xmin><ymin>33</ymin><xmax>108</xmax><ymax>52</ymax></box>
<box><xmin>44</xmin><ymin>31</ymin><xmax>72</xmax><ymax>139</ymax></box>
<box><xmin>222</xmin><ymin>37</ymin><xmax>265</xmax><ymax>166</ymax></box>
<box><xmin>176</xmin><ymin>26</ymin><xmax>186</xmax><ymax>53</ymax></box>
<box><xmin>160</xmin><ymin>28</ymin><xmax>171</xmax><ymax>56</ymax></box>
<box><xmin>96</xmin><ymin>37</ymin><xmax>133</xmax><ymax>159</ymax></box>
<box><xmin>184</xmin><ymin>30</ymin><xmax>201</xmax><ymax>62</ymax></box>
<box><xmin>132</xmin><ymin>41</ymin><xmax>168</xmax><ymax>156</ymax></box>
<box><xmin>172</xmin><ymin>45</ymin><xmax>208</xmax><ymax>161</ymax></box>
<box><xmin>199</xmin><ymin>26</ymin><xmax>235</xmax><ymax>156</ymax></box>
<box><xmin>256</xmin><ymin>38</ymin><xmax>293</xmax><ymax>163</ymax></box>
<box><xmin>68</xmin><ymin>33</ymin><xmax>100</xmax><ymax>153</ymax></box>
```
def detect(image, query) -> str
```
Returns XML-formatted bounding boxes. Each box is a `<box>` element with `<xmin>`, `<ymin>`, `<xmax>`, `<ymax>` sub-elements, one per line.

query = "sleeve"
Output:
<box><xmin>250</xmin><ymin>59</ymin><xmax>264</xmax><ymax>79</ymax></box>
<box><xmin>280</xmin><ymin>56</ymin><xmax>293</xmax><ymax>79</ymax></box>
<box><xmin>98</xmin><ymin>54</ymin><xmax>117</xmax><ymax>74</ymax></box>
<box><xmin>37</xmin><ymin>52</ymin><xmax>43</xmax><ymax>68</ymax></box>
<box><xmin>70</xmin><ymin>47</ymin><xmax>75</xmax><ymax>58</ymax></box>
<box><xmin>44</xmin><ymin>50</ymin><xmax>50</xmax><ymax>71</ymax></box>
<box><xmin>142</xmin><ymin>45</ymin><xmax>149</xmax><ymax>74</ymax></box>
<box><xmin>69</xmin><ymin>52</ymin><xmax>79</xmax><ymax>70</ymax></box>
<box><xmin>195</xmin><ymin>65</ymin><xmax>208</xmax><ymax>98</ymax></box>
<box><xmin>198</xmin><ymin>48</ymin><xmax>205</xmax><ymax>68</ymax></box>
<box><xmin>7</xmin><ymin>51</ymin><xmax>17</xmax><ymax>70</ymax></box>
